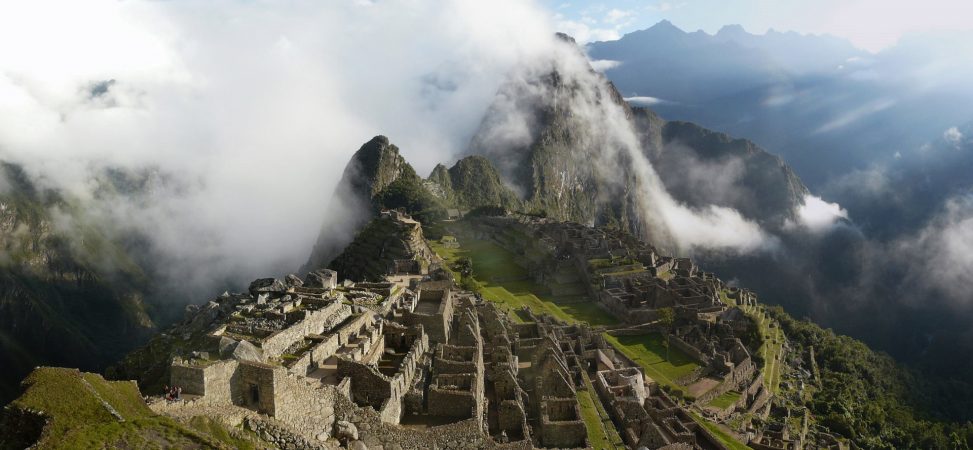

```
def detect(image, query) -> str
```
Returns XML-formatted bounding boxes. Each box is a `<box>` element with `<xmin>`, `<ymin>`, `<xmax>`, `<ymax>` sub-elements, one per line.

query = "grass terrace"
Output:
<box><xmin>577</xmin><ymin>372</ymin><xmax>625</xmax><ymax>449</ymax></box>
<box><xmin>430</xmin><ymin>234</ymin><xmax>618</xmax><ymax>327</ymax></box>
<box><xmin>707</xmin><ymin>390</ymin><xmax>742</xmax><ymax>410</ymax></box>
<box><xmin>431</xmin><ymin>228</ymin><xmax>700</xmax><ymax>391</ymax></box>
<box><xmin>602</xmin><ymin>334</ymin><xmax>700</xmax><ymax>391</ymax></box>
<box><xmin>689</xmin><ymin>411</ymin><xmax>753</xmax><ymax>450</ymax></box>
<box><xmin>742</xmin><ymin>304</ymin><xmax>784</xmax><ymax>393</ymax></box>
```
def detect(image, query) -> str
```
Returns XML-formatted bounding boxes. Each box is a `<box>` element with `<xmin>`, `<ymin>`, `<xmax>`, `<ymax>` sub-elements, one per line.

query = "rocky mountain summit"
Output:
<box><xmin>468</xmin><ymin>33</ymin><xmax>809</xmax><ymax>240</ymax></box>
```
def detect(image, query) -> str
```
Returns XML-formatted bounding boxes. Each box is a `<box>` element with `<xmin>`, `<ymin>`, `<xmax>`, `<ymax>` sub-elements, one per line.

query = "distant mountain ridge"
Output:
<box><xmin>467</xmin><ymin>33</ymin><xmax>810</xmax><ymax>242</ymax></box>
<box><xmin>0</xmin><ymin>163</ymin><xmax>159</xmax><ymax>404</ymax></box>
<box><xmin>305</xmin><ymin>33</ymin><xmax>815</xmax><ymax>271</ymax></box>
<box><xmin>587</xmin><ymin>20</ymin><xmax>973</xmax><ymax>191</ymax></box>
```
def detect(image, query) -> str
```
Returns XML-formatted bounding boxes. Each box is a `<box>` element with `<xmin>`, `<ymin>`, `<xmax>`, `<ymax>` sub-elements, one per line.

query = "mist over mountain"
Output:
<box><xmin>589</xmin><ymin>20</ymin><xmax>973</xmax><ymax>407</ymax></box>
<box><xmin>588</xmin><ymin>21</ymin><xmax>973</xmax><ymax>192</ymax></box>
<box><xmin>2</xmin><ymin>3</ymin><xmax>973</xmax><ymax>446</ymax></box>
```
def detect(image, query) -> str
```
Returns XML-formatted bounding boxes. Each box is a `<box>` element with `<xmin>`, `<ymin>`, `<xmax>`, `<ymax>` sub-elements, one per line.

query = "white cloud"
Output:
<box><xmin>645</xmin><ymin>2</ymin><xmax>681</xmax><ymax>12</ymax></box>
<box><xmin>604</xmin><ymin>8</ymin><xmax>634</xmax><ymax>25</ymax></box>
<box><xmin>944</xmin><ymin>126</ymin><xmax>964</xmax><ymax>147</ymax></box>
<box><xmin>896</xmin><ymin>195</ymin><xmax>973</xmax><ymax>308</ymax></box>
<box><xmin>624</xmin><ymin>95</ymin><xmax>667</xmax><ymax>105</ymax></box>
<box><xmin>785</xmin><ymin>194</ymin><xmax>848</xmax><ymax>233</ymax></box>
<box><xmin>470</xmin><ymin>37</ymin><xmax>775</xmax><ymax>255</ymax></box>
<box><xmin>0</xmin><ymin>0</ymin><xmax>558</xmax><ymax>293</ymax></box>
<box><xmin>589</xmin><ymin>59</ymin><xmax>622</xmax><ymax>71</ymax></box>
<box><xmin>554</xmin><ymin>15</ymin><xmax>621</xmax><ymax>43</ymax></box>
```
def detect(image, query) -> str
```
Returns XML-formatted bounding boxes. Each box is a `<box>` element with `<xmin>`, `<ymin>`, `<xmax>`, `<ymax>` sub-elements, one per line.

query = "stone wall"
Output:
<box><xmin>261</xmin><ymin>302</ymin><xmax>351</xmax><ymax>357</ymax></box>
<box><xmin>668</xmin><ymin>334</ymin><xmax>710</xmax><ymax>365</ymax></box>
<box><xmin>170</xmin><ymin>359</ymin><xmax>240</xmax><ymax>406</ymax></box>
<box><xmin>169</xmin><ymin>362</ymin><xmax>206</xmax><ymax>396</ymax></box>
<box><xmin>239</xmin><ymin>361</ymin><xmax>278</xmax><ymax>415</ymax></box>
<box><xmin>337</xmin><ymin>327</ymin><xmax>428</xmax><ymax>424</ymax></box>
<box><xmin>288</xmin><ymin>333</ymin><xmax>341</xmax><ymax>377</ymax></box>
<box><xmin>403</xmin><ymin>287</ymin><xmax>453</xmax><ymax>344</ymax></box>
<box><xmin>271</xmin><ymin>372</ymin><xmax>338</xmax><ymax>443</ymax></box>
<box><xmin>695</xmin><ymin>355</ymin><xmax>755</xmax><ymax>406</ymax></box>
<box><xmin>428</xmin><ymin>373</ymin><xmax>478</xmax><ymax>417</ymax></box>
<box><xmin>328</xmin><ymin>392</ymin><xmax>491</xmax><ymax>450</ymax></box>
<box><xmin>435</xmin><ymin>344</ymin><xmax>480</xmax><ymax>374</ymax></box>
<box><xmin>335</xmin><ymin>312</ymin><xmax>377</xmax><ymax>346</ymax></box>
<box><xmin>242</xmin><ymin>415</ymin><xmax>325</xmax><ymax>450</ymax></box>
<box><xmin>497</xmin><ymin>399</ymin><xmax>528</xmax><ymax>438</ymax></box>
<box><xmin>338</xmin><ymin>358</ymin><xmax>393</xmax><ymax>410</ymax></box>
<box><xmin>539</xmin><ymin>397</ymin><xmax>587</xmax><ymax>448</ymax></box>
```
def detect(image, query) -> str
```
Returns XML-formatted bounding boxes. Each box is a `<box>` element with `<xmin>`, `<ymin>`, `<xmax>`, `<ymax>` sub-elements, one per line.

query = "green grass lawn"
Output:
<box><xmin>430</xmin><ymin>235</ymin><xmax>618</xmax><ymax>327</ymax></box>
<box><xmin>689</xmin><ymin>411</ymin><xmax>753</xmax><ymax>450</ymax></box>
<box><xmin>603</xmin><ymin>334</ymin><xmax>700</xmax><ymax>390</ymax></box>
<box><xmin>707</xmin><ymin>390</ymin><xmax>742</xmax><ymax>409</ymax></box>
<box><xmin>577</xmin><ymin>388</ymin><xmax>614</xmax><ymax>449</ymax></box>
<box><xmin>578</xmin><ymin>371</ymin><xmax>625</xmax><ymax>449</ymax></box>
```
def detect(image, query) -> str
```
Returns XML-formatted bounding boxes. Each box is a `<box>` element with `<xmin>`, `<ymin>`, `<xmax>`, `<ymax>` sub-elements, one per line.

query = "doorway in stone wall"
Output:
<box><xmin>249</xmin><ymin>383</ymin><xmax>260</xmax><ymax>408</ymax></box>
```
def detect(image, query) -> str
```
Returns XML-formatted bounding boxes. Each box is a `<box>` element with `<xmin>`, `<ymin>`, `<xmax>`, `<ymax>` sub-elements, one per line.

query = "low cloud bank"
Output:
<box><xmin>0</xmin><ymin>0</ymin><xmax>557</xmax><ymax>295</ymax></box>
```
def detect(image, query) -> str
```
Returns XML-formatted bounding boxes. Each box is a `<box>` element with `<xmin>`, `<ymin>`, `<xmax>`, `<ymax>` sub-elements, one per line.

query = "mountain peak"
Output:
<box><xmin>555</xmin><ymin>32</ymin><xmax>577</xmax><ymax>45</ymax></box>
<box><xmin>716</xmin><ymin>24</ymin><xmax>748</xmax><ymax>37</ymax></box>
<box><xmin>649</xmin><ymin>19</ymin><xmax>682</xmax><ymax>34</ymax></box>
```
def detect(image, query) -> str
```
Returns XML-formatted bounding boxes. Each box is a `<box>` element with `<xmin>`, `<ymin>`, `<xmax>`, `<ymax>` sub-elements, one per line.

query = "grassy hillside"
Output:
<box><xmin>0</xmin><ymin>368</ymin><xmax>259</xmax><ymax>450</ymax></box>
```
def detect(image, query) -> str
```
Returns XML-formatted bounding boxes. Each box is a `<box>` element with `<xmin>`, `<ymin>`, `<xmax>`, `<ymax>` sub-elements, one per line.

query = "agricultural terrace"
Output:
<box><xmin>741</xmin><ymin>304</ymin><xmax>784</xmax><ymax>394</ymax></box>
<box><xmin>429</xmin><ymin>229</ymin><xmax>702</xmax><ymax>392</ymax></box>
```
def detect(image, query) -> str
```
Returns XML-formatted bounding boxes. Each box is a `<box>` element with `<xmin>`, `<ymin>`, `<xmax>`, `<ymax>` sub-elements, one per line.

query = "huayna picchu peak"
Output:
<box><xmin>4</xmin><ymin>4</ymin><xmax>973</xmax><ymax>450</ymax></box>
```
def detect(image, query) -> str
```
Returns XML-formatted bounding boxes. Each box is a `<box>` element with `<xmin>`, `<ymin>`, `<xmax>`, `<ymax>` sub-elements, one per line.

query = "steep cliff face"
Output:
<box><xmin>0</xmin><ymin>163</ymin><xmax>156</xmax><ymax>404</ymax></box>
<box><xmin>466</xmin><ymin>33</ymin><xmax>810</xmax><ymax>245</ymax></box>
<box><xmin>653</xmin><ymin>120</ymin><xmax>809</xmax><ymax>229</ymax></box>
<box><xmin>434</xmin><ymin>155</ymin><xmax>520</xmax><ymax>211</ymax></box>
<box><xmin>344</xmin><ymin>135</ymin><xmax>412</xmax><ymax>201</ymax></box>
<box><xmin>467</xmin><ymin>35</ymin><xmax>630</xmax><ymax>226</ymax></box>
<box><xmin>305</xmin><ymin>137</ymin><xmax>518</xmax><ymax>272</ymax></box>
<box><xmin>304</xmin><ymin>136</ymin><xmax>418</xmax><ymax>272</ymax></box>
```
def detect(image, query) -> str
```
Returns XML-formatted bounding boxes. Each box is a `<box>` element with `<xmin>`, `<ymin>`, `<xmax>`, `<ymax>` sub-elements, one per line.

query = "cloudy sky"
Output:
<box><xmin>0</xmin><ymin>0</ymin><xmax>966</xmax><ymax>296</ymax></box>
<box><xmin>548</xmin><ymin>0</ymin><xmax>973</xmax><ymax>51</ymax></box>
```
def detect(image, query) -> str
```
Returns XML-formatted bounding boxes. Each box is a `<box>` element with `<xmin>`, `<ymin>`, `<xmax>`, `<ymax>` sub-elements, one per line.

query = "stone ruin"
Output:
<box><xmin>151</xmin><ymin>212</ymin><xmax>806</xmax><ymax>449</ymax></box>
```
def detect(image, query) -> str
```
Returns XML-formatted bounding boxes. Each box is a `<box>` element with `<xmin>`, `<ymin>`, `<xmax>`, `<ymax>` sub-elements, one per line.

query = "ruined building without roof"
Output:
<box><xmin>151</xmin><ymin>211</ymin><xmax>842</xmax><ymax>449</ymax></box>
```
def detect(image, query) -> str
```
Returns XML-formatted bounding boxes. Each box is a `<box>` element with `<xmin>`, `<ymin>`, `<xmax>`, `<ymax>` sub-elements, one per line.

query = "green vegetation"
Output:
<box><xmin>576</xmin><ymin>389</ymin><xmax>612</xmax><ymax>449</ymax></box>
<box><xmin>374</xmin><ymin>164</ymin><xmax>445</xmax><ymax>221</ymax></box>
<box><xmin>741</xmin><ymin>305</ymin><xmax>784</xmax><ymax>393</ymax></box>
<box><xmin>707</xmin><ymin>390</ymin><xmax>742</xmax><ymax>410</ymax></box>
<box><xmin>603</xmin><ymin>334</ymin><xmax>699</xmax><ymax>390</ymax></box>
<box><xmin>443</xmin><ymin>155</ymin><xmax>520</xmax><ymax>210</ymax></box>
<box><xmin>586</xmin><ymin>257</ymin><xmax>637</xmax><ymax>271</ymax></box>
<box><xmin>430</xmin><ymin>235</ymin><xmax>617</xmax><ymax>327</ymax></box>
<box><xmin>187</xmin><ymin>417</ymin><xmax>257</xmax><ymax>450</ymax></box>
<box><xmin>719</xmin><ymin>289</ymin><xmax>733</xmax><ymax>306</ymax></box>
<box><xmin>688</xmin><ymin>411</ymin><xmax>752</xmax><ymax>450</ymax></box>
<box><xmin>0</xmin><ymin>162</ymin><xmax>160</xmax><ymax>405</ymax></box>
<box><xmin>0</xmin><ymin>367</ymin><xmax>256</xmax><ymax>449</ymax></box>
<box><xmin>431</xmin><ymin>228</ymin><xmax>699</xmax><ymax>395</ymax></box>
<box><xmin>765</xmin><ymin>306</ymin><xmax>973</xmax><ymax>450</ymax></box>
<box><xmin>578</xmin><ymin>372</ymin><xmax>625</xmax><ymax>449</ymax></box>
